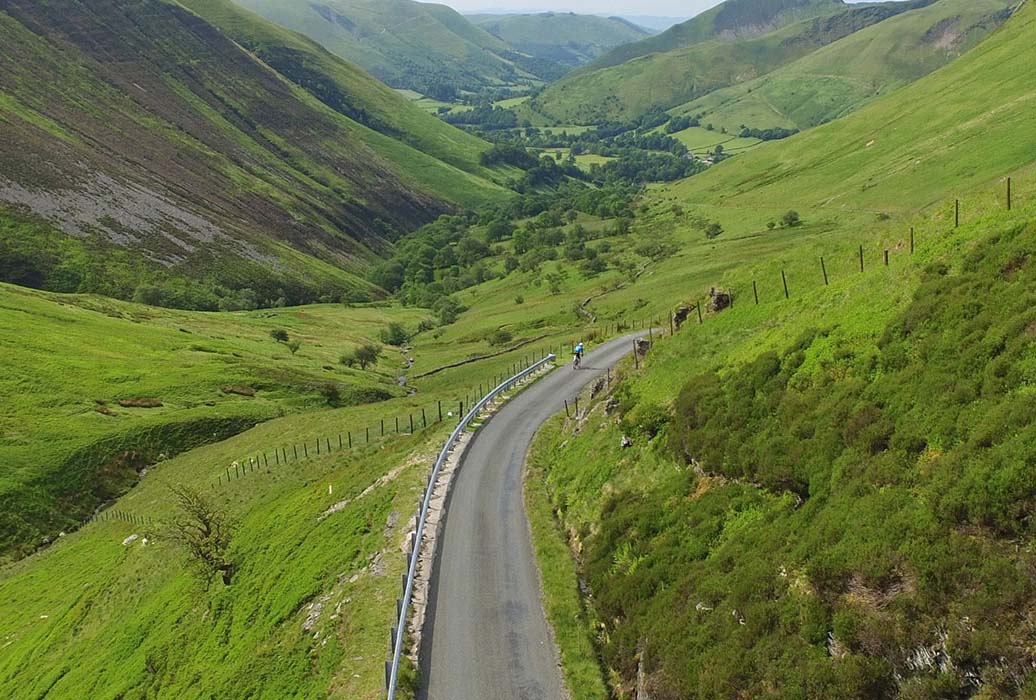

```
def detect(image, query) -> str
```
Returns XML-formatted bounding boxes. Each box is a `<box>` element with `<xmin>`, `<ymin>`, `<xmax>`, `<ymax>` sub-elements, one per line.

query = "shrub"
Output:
<box><xmin>341</xmin><ymin>343</ymin><xmax>380</xmax><ymax>370</ymax></box>
<box><xmin>379</xmin><ymin>323</ymin><xmax>410</xmax><ymax>346</ymax></box>
<box><xmin>620</xmin><ymin>402</ymin><xmax>671</xmax><ymax>439</ymax></box>
<box><xmin>781</xmin><ymin>210</ymin><xmax>802</xmax><ymax>228</ymax></box>
<box><xmin>270</xmin><ymin>329</ymin><xmax>289</xmax><ymax>343</ymax></box>
<box><xmin>705</xmin><ymin>222</ymin><xmax>723</xmax><ymax>239</ymax></box>
<box><xmin>488</xmin><ymin>329</ymin><xmax>514</xmax><ymax>346</ymax></box>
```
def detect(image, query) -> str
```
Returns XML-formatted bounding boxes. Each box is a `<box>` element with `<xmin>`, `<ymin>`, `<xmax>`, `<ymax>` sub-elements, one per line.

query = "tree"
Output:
<box><xmin>342</xmin><ymin>343</ymin><xmax>380</xmax><ymax>370</ymax></box>
<box><xmin>168</xmin><ymin>485</ymin><xmax>236</xmax><ymax>586</ymax></box>
<box><xmin>485</xmin><ymin>219</ymin><xmax>512</xmax><ymax>242</ymax></box>
<box><xmin>270</xmin><ymin>329</ymin><xmax>289</xmax><ymax>343</ymax></box>
<box><xmin>287</xmin><ymin>340</ymin><xmax>301</xmax><ymax>355</ymax></box>
<box><xmin>781</xmin><ymin>211</ymin><xmax>802</xmax><ymax>228</ymax></box>
<box><xmin>379</xmin><ymin>323</ymin><xmax>410</xmax><ymax>346</ymax></box>
<box><xmin>705</xmin><ymin>222</ymin><xmax>724</xmax><ymax>240</ymax></box>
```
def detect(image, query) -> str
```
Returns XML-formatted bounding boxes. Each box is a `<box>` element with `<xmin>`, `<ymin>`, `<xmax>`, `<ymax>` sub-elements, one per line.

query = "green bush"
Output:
<box><xmin>379</xmin><ymin>323</ymin><xmax>410</xmax><ymax>346</ymax></box>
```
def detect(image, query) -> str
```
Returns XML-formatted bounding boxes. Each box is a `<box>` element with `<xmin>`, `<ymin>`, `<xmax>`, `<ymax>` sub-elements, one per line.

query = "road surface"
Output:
<box><xmin>419</xmin><ymin>334</ymin><xmax>639</xmax><ymax>700</ymax></box>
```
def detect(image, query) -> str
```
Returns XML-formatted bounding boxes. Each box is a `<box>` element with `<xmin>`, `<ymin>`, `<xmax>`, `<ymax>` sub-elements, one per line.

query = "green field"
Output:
<box><xmin>670</xmin><ymin>126</ymin><xmax>761</xmax><ymax>156</ymax></box>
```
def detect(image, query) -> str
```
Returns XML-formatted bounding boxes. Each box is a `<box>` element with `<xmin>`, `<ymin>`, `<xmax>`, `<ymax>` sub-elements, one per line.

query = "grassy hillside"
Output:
<box><xmin>533</xmin><ymin>178</ymin><xmax>1036</xmax><ymax>699</ymax></box>
<box><xmin>178</xmin><ymin>0</ymin><xmax>502</xmax><ymax>177</ymax></box>
<box><xmin>526</xmin><ymin>1</ymin><xmax>930</xmax><ymax>124</ymax></box>
<box><xmin>469</xmin><ymin>12</ymin><xmax>650</xmax><ymax>69</ymax></box>
<box><xmin>672</xmin><ymin>0</ymin><xmax>1014</xmax><ymax>133</ymax></box>
<box><xmin>586</xmin><ymin>0</ymin><xmax>845</xmax><ymax>71</ymax></box>
<box><xmin>230</xmin><ymin>0</ymin><xmax>547</xmax><ymax>97</ymax></box>
<box><xmin>668</xmin><ymin>0</ymin><xmax>1035</xmax><ymax>213</ymax></box>
<box><xmin>0</xmin><ymin>0</ymin><xmax>509</xmax><ymax>310</ymax></box>
<box><xmin>0</xmin><ymin>283</ymin><xmax>434</xmax><ymax>561</ymax></box>
<box><xmin>0</xmin><ymin>392</ymin><xmax>443</xmax><ymax>699</ymax></box>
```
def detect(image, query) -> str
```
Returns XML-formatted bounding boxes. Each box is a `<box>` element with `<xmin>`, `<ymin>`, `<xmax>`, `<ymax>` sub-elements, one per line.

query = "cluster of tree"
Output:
<box><xmin>443</xmin><ymin>104</ymin><xmax>518</xmax><ymax>130</ymax></box>
<box><xmin>480</xmin><ymin>143</ymin><xmax>540</xmax><ymax>169</ymax></box>
<box><xmin>665</xmin><ymin>114</ymin><xmax>701</xmax><ymax>133</ymax></box>
<box><xmin>589</xmin><ymin>150</ymin><xmax>706</xmax><ymax>185</ymax></box>
<box><xmin>739</xmin><ymin>126</ymin><xmax>799</xmax><ymax>141</ymax></box>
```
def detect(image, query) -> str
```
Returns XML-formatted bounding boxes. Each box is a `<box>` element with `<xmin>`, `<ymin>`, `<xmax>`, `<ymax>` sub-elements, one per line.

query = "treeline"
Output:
<box><xmin>739</xmin><ymin>126</ymin><xmax>799</xmax><ymax>141</ymax></box>
<box><xmin>443</xmin><ymin>104</ymin><xmax>518</xmax><ymax>130</ymax></box>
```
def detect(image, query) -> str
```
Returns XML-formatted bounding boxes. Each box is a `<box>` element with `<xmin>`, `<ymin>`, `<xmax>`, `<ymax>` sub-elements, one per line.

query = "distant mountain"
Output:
<box><xmin>0</xmin><ymin>0</ymin><xmax>507</xmax><ymax>309</ymax></box>
<box><xmin>527</xmin><ymin>1</ymin><xmax>932</xmax><ymax>124</ymax></box>
<box><xmin>673</xmin><ymin>0</ymin><xmax>1015</xmax><ymax>133</ymax></box>
<box><xmin>615</xmin><ymin>15</ymin><xmax>691</xmax><ymax>32</ymax></box>
<box><xmin>230</xmin><ymin>0</ymin><xmax>553</xmax><ymax>98</ymax></box>
<box><xmin>468</xmin><ymin>12</ymin><xmax>651</xmax><ymax>69</ymax></box>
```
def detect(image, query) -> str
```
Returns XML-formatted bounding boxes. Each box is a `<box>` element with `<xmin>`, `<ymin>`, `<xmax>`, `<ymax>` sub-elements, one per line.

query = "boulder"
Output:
<box><xmin>708</xmin><ymin>287</ymin><xmax>732</xmax><ymax>313</ymax></box>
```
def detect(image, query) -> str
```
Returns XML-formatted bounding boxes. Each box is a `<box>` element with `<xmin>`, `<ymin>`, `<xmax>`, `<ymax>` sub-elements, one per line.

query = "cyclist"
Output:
<box><xmin>573</xmin><ymin>341</ymin><xmax>584</xmax><ymax>368</ymax></box>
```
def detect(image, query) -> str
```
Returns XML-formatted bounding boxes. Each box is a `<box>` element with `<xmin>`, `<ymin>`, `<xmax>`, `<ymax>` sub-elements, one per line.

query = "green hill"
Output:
<box><xmin>0</xmin><ymin>0</ymin><xmax>507</xmax><ymax>311</ymax></box>
<box><xmin>527</xmin><ymin>1</ymin><xmax>930</xmax><ymax>124</ymax></box>
<box><xmin>587</xmin><ymin>0</ymin><xmax>846</xmax><ymax>71</ymax></box>
<box><xmin>669</xmin><ymin>0</ymin><xmax>1034</xmax><ymax>213</ymax></box>
<box><xmin>230</xmin><ymin>0</ymin><xmax>548</xmax><ymax>97</ymax></box>
<box><xmin>672</xmin><ymin>0</ymin><xmax>1015</xmax><ymax>133</ymax></box>
<box><xmin>469</xmin><ymin>12</ymin><xmax>651</xmax><ymax>69</ymax></box>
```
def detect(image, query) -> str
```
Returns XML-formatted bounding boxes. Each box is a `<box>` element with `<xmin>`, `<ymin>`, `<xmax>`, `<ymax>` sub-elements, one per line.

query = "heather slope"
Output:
<box><xmin>230</xmin><ymin>0</ymin><xmax>543</xmax><ymax>96</ymax></box>
<box><xmin>0</xmin><ymin>0</ymin><xmax>507</xmax><ymax>310</ymax></box>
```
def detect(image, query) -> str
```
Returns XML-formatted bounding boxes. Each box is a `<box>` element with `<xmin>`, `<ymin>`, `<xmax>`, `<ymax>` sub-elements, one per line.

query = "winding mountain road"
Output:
<box><xmin>419</xmin><ymin>333</ymin><xmax>640</xmax><ymax>700</ymax></box>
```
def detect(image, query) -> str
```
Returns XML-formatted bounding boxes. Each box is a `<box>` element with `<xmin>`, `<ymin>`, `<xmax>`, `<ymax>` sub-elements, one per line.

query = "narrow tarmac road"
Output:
<box><xmin>419</xmin><ymin>333</ymin><xmax>640</xmax><ymax>700</ymax></box>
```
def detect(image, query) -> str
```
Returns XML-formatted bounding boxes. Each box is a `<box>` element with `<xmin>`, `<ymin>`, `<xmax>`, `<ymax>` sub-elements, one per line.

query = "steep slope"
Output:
<box><xmin>179</xmin><ymin>0</ymin><xmax>501</xmax><ymax>176</ymax></box>
<box><xmin>230</xmin><ymin>0</ymin><xmax>540</xmax><ymax>97</ymax></box>
<box><xmin>673</xmin><ymin>0</ymin><xmax>1015</xmax><ymax>133</ymax></box>
<box><xmin>0</xmin><ymin>0</ymin><xmax>506</xmax><ymax>309</ymax></box>
<box><xmin>669</xmin><ymin>0</ymin><xmax>1035</xmax><ymax>213</ymax></box>
<box><xmin>528</xmin><ymin>1</ymin><xmax>931</xmax><ymax>124</ymax></box>
<box><xmin>589</xmin><ymin>0</ymin><xmax>845</xmax><ymax>71</ymax></box>
<box><xmin>469</xmin><ymin>12</ymin><xmax>651</xmax><ymax>69</ymax></box>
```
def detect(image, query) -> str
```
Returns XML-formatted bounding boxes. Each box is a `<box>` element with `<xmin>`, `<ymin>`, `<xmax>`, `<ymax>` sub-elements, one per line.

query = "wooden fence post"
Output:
<box><xmin>910</xmin><ymin>228</ymin><xmax>915</xmax><ymax>254</ymax></box>
<box><xmin>696</xmin><ymin>302</ymin><xmax>703</xmax><ymax>324</ymax></box>
<box><xmin>782</xmin><ymin>270</ymin><xmax>789</xmax><ymax>299</ymax></box>
<box><xmin>955</xmin><ymin>199</ymin><xmax>960</xmax><ymax>228</ymax></box>
<box><xmin>821</xmin><ymin>257</ymin><xmax>828</xmax><ymax>285</ymax></box>
<box><xmin>884</xmin><ymin>250</ymin><xmax>889</xmax><ymax>267</ymax></box>
<box><xmin>859</xmin><ymin>245</ymin><xmax>864</xmax><ymax>273</ymax></box>
<box><xmin>1007</xmin><ymin>177</ymin><xmax>1012</xmax><ymax>211</ymax></box>
<box><xmin>438</xmin><ymin>400</ymin><xmax>442</xmax><ymax>423</ymax></box>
